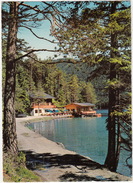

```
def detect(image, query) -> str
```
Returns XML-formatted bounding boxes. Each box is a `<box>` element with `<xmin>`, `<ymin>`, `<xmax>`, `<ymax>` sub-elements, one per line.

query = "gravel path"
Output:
<box><xmin>16</xmin><ymin>116</ymin><xmax>131</xmax><ymax>181</ymax></box>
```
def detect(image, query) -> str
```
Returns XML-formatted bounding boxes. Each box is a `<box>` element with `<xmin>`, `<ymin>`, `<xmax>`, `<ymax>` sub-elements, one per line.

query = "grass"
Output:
<box><xmin>3</xmin><ymin>151</ymin><xmax>42</xmax><ymax>182</ymax></box>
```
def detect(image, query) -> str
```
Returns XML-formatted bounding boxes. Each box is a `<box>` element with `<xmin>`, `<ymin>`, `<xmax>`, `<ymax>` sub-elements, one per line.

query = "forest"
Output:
<box><xmin>2</xmin><ymin>1</ymin><xmax>131</xmax><ymax>179</ymax></box>
<box><xmin>2</xmin><ymin>45</ymin><xmax>102</xmax><ymax>114</ymax></box>
<box><xmin>3</xmin><ymin>36</ymin><xmax>108</xmax><ymax>115</ymax></box>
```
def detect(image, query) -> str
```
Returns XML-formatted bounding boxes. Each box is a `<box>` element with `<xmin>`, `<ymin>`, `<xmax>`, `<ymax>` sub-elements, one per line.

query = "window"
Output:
<box><xmin>35</xmin><ymin>109</ymin><xmax>42</xmax><ymax>113</ymax></box>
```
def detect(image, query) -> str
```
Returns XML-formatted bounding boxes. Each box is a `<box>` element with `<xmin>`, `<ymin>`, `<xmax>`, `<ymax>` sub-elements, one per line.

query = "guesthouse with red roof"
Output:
<box><xmin>65</xmin><ymin>103</ymin><xmax>101</xmax><ymax>117</ymax></box>
<box><xmin>30</xmin><ymin>93</ymin><xmax>57</xmax><ymax>116</ymax></box>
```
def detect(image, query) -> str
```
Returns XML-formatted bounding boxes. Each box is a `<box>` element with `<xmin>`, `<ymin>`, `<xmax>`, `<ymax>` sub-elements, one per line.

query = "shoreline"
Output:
<box><xmin>16</xmin><ymin>115</ymin><xmax>131</xmax><ymax>181</ymax></box>
<box><xmin>16</xmin><ymin>115</ymin><xmax>76</xmax><ymax>155</ymax></box>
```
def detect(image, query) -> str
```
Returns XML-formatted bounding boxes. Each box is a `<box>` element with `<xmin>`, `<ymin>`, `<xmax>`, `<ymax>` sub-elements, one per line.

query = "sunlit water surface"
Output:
<box><xmin>27</xmin><ymin>111</ymin><xmax>131</xmax><ymax>177</ymax></box>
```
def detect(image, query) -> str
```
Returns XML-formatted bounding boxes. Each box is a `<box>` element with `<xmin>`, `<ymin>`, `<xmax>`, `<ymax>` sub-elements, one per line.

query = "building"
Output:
<box><xmin>65</xmin><ymin>103</ymin><xmax>98</xmax><ymax>117</ymax></box>
<box><xmin>30</xmin><ymin>93</ymin><xmax>57</xmax><ymax>116</ymax></box>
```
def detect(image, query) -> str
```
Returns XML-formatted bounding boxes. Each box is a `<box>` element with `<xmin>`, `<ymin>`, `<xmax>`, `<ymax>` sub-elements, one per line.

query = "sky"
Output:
<box><xmin>17</xmin><ymin>1</ymin><xmax>64</xmax><ymax>60</ymax></box>
<box><xmin>18</xmin><ymin>21</ymin><xmax>56</xmax><ymax>60</ymax></box>
<box><xmin>17</xmin><ymin>2</ymin><xmax>57</xmax><ymax>60</ymax></box>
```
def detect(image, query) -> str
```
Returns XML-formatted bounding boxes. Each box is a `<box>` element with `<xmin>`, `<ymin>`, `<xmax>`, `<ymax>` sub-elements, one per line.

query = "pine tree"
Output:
<box><xmin>54</xmin><ymin>1</ymin><xmax>131</xmax><ymax>171</ymax></box>
<box><xmin>68</xmin><ymin>75</ymin><xmax>80</xmax><ymax>103</ymax></box>
<box><xmin>2</xmin><ymin>1</ymin><xmax>66</xmax><ymax>154</ymax></box>
<box><xmin>85</xmin><ymin>82</ymin><xmax>97</xmax><ymax>104</ymax></box>
<box><xmin>15</xmin><ymin>63</ymin><xmax>31</xmax><ymax>114</ymax></box>
<box><xmin>3</xmin><ymin>2</ymin><xmax>19</xmax><ymax>154</ymax></box>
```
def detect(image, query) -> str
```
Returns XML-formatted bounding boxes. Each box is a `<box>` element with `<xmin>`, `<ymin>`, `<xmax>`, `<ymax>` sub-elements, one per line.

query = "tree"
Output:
<box><xmin>104</xmin><ymin>2</ymin><xmax>131</xmax><ymax>171</ymax></box>
<box><xmin>3</xmin><ymin>1</ymin><xmax>85</xmax><ymax>154</ymax></box>
<box><xmin>15</xmin><ymin>62</ymin><xmax>31</xmax><ymax>114</ymax></box>
<box><xmin>2</xmin><ymin>1</ymin><xmax>131</xmax><ymax>173</ymax></box>
<box><xmin>68</xmin><ymin>75</ymin><xmax>80</xmax><ymax>103</ymax></box>
<box><xmin>2</xmin><ymin>1</ymin><xmax>64</xmax><ymax>154</ymax></box>
<box><xmin>3</xmin><ymin>2</ymin><xmax>19</xmax><ymax>154</ymax></box>
<box><xmin>53</xmin><ymin>1</ymin><xmax>131</xmax><ymax>171</ymax></box>
<box><xmin>2</xmin><ymin>31</ymin><xmax>35</xmax><ymax>115</ymax></box>
<box><xmin>52</xmin><ymin>70</ymin><xmax>69</xmax><ymax>106</ymax></box>
<box><xmin>80</xmin><ymin>82</ymin><xmax>97</xmax><ymax>104</ymax></box>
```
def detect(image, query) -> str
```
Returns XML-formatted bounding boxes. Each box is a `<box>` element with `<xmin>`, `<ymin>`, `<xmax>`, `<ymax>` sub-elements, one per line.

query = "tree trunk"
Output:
<box><xmin>115</xmin><ymin>83</ymin><xmax>121</xmax><ymax>169</ymax></box>
<box><xmin>104</xmin><ymin>63</ymin><xmax>117</xmax><ymax>171</ymax></box>
<box><xmin>3</xmin><ymin>2</ymin><xmax>18</xmax><ymax>154</ymax></box>
<box><xmin>115</xmin><ymin>119</ymin><xmax>121</xmax><ymax>169</ymax></box>
<box><xmin>104</xmin><ymin>2</ymin><xmax>119</xmax><ymax>171</ymax></box>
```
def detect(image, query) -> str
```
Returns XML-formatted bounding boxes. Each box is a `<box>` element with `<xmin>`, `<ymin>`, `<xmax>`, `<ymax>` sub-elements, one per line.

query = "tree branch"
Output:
<box><xmin>20</xmin><ymin>2</ymin><xmax>52</xmax><ymax>14</ymax></box>
<box><xmin>14</xmin><ymin>49</ymin><xmax>59</xmax><ymax>62</ymax></box>
<box><xmin>20</xmin><ymin>25</ymin><xmax>58</xmax><ymax>44</ymax></box>
<box><xmin>27</xmin><ymin>54</ymin><xmax>79</xmax><ymax>65</ymax></box>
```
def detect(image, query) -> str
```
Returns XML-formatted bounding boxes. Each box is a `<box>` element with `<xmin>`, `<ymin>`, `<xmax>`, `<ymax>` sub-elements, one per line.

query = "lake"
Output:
<box><xmin>27</xmin><ymin>111</ymin><xmax>131</xmax><ymax>177</ymax></box>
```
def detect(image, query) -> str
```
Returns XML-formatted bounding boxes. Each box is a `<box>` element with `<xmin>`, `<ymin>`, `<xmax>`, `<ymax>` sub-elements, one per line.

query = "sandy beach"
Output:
<box><xmin>16</xmin><ymin>116</ymin><xmax>131</xmax><ymax>181</ymax></box>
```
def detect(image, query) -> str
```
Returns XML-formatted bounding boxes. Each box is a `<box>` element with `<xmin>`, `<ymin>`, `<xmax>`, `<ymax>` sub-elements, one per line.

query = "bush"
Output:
<box><xmin>3</xmin><ymin>152</ymin><xmax>41</xmax><ymax>182</ymax></box>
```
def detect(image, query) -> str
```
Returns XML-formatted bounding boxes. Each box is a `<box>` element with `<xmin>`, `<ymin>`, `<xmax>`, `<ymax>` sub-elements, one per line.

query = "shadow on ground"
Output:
<box><xmin>22</xmin><ymin>150</ymin><xmax>116</xmax><ymax>181</ymax></box>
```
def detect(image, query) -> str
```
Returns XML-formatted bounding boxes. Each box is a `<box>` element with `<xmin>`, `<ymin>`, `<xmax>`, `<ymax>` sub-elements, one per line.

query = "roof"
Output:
<box><xmin>30</xmin><ymin>92</ymin><xmax>55</xmax><ymax>99</ymax></box>
<box><xmin>74</xmin><ymin>103</ymin><xmax>95</xmax><ymax>107</ymax></box>
<box><xmin>66</xmin><ymin>103</ymin><xmax>95</xmax><ymax>107</ymax></box>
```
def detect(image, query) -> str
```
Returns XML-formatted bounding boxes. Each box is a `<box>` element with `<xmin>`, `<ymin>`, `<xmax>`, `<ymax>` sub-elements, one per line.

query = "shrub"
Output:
<box><xmin>3</xmin><ymin>152</ymin><xmax>41</xmax><ymax>182</ymax></box>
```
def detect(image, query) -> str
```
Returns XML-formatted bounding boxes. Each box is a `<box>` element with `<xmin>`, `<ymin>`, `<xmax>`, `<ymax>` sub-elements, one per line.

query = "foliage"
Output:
<box><xmin>57</xmin><ymin>61</ymin><xmax>108</xmax><ymax>107</ymax></box>
<box><xmin>68</xmin><ymin>75</ymin><xmax>80</xmax><ymax>103</ymax></box>
<box><xmin>53</xmin><ymin>1</ymin><xmax>131</xmax><ymax>171</ymax></box>
<box><xmin>0</xmin><ymin>51</ymin><xmax>99</xmax><ymax>116</ymax></box>
<box><xmin>83</xmin><ymin>82</ymin><xmax>97</xmax><ymax>104</ymax></box>
<box><xmin>15</xmin><ymin>63</ymin><xmax>31</xmax><ymax>114</ymax></box>
<box><xmin>3</xmin><ymin>152</ymin><xmax>41</xmax><ymax>182</ymax></box>
<box><xmin>2</xmin><ymin>0</ymin><xmax>131</xmax><ymax>173</ymax></box>
<box><xmin>2</xmin><ymin>1</ymin><xmax>67</xmax><ymax>154</ymax></box>
<box><xmin>12</xmin><ymin>55</ymin><xmax>98</xmax><ymax>113</ymax></box>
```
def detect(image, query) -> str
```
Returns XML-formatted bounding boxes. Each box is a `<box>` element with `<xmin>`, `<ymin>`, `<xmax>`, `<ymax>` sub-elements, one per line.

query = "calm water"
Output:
<box><xmin>28</xmin><ymin>112</ymin><xmax>131</xmax><ymax>177</ymax></box>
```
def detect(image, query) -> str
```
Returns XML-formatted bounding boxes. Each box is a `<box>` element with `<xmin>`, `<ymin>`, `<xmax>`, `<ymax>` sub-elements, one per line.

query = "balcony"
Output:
<box><xmin>31</xmin><ymin>103</ymin><xmax>56</xmax><ymax>109</ymax></box>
